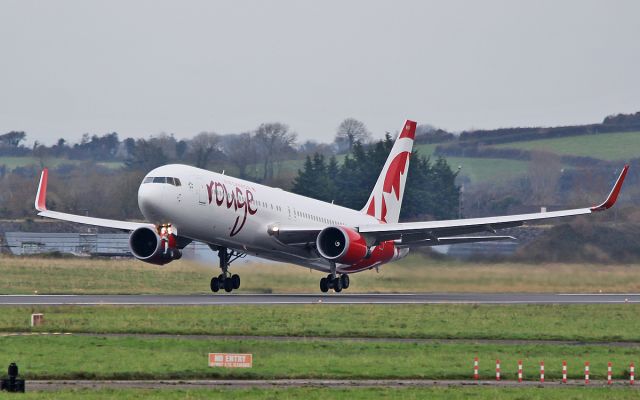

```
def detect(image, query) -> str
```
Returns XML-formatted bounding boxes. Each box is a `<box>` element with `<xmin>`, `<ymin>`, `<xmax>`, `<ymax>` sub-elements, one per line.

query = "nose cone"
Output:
<box><xmin>138</xmin><ymin>182</ymin><xmax>165</xmax><ymax>224</ymax></box>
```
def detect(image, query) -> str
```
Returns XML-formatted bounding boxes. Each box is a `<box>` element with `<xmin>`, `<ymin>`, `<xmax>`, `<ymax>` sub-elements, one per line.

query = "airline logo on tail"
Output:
<box><xmin>362</xmin><ymin>120</ymin><xmax>416</xmax><ymax>223</ymax></box>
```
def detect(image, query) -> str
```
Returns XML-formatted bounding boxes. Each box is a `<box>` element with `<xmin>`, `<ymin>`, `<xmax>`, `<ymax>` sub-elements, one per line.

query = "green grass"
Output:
<box><xmin>2</xmin><ymin>304</ymin><xmax>639</xmax><ymax>342</ymax></box>
<box><xmin>491</xmin><ymin>131</ymin><xmax>640</xmax><ymax>161</ymax></box>
<box><xmin>1</xmin><ymin>387</ymin><xmax>639</xmax><ymax>400</ymax></box>
<box><xmin>0</xmin><ymin>335</ymin><xmax>637</xmax><ymax>380</ymax></box>
<box><xmin>414</xmin><ymin>144</ymin><xmax>530</xmax><ymax>183</ymax></box>
<box><xmin>0</xmin><ymin>156</ymin><xmax>124</xmax><ymax>170</ymax></box>
<box><xmin>3</xmin><ymin>255</ymin><xmax>640</xmax><ymax>295</ymax></box>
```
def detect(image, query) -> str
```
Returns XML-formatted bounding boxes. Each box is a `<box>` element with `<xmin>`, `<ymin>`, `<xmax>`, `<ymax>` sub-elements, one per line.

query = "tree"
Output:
<box><xmin>125</xmin><ymin>139</ymin><xmax>167</xmax><ymax>171</ymax></box>
<box><xmin>254</xmin><ymin>122</ymin><xmax>297</xmax><ymax>182</ymax></box>
<box><xmin>292</xmin><ymin>154</ymin><xmax>333</xmax><ymax>202</ymax></box>
<box><xmin>0</xmin><ymin>131</ymin><xmax>26</xmax><ymax>148</ymax></box>
<box><xmin>527</xmin><ymin>151</ymin><xmax>562</xmax><ymax>206</ymax></box>
<box><xmin>189</xmin><ymin>132</ymin><xmax>220</xmax><ymax>169</ymax></box>
<box><xmin>334</xmin><ymin>118</ymin><xmax>371</xmax><ymax>152</ymax></box>
<box><xmin>221</xmin><ymin>132</ymin><xmax>256</xmax><ymax>179</ymax></box>
<box><xmin>291</xmin><ymin>136</ymin><xmax>460</xmax><ymax>221</ymax></box>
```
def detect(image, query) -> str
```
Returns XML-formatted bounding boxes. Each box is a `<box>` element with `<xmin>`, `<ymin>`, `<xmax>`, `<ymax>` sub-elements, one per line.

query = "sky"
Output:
<box><xmin>1</xmin><ymin>0</ymin><xmax>639</xmax><ymax>145</ymax></box>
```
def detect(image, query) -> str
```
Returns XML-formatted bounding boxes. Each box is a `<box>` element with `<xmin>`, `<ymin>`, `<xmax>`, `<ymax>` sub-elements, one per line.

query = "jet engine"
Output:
<box><xmin>316</xmin><ymin>226</ymin><xmax>369</xmax><ymax>264</ymax></box>
<box><xmin>129</xmin><ymin>226</ymin><xmax>181</xmax><ymax>265</ymax></box>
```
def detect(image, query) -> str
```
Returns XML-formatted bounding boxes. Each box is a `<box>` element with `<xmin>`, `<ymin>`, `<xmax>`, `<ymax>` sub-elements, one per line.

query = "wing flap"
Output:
<box><xmin>403</xmin><ymin>235</ymin><xmax>516</xmax><ymax>248</ymax></box>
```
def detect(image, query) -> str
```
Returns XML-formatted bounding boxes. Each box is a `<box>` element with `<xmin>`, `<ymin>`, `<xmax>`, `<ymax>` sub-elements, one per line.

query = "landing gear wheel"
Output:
<box><xmin>333</xmin><ymin>277</ymin><xmax>343</xmax><ymax>293</ymax></box>
<box><xmin>320</xmin><ymin>277</ymin><xmax>329</xmax><ymax>293</ymax></box>
<box><xmin>218</xmin><ymin>274</ymin><xmax>225</xmax><ymax>281</ymax></box>
<box><xmin>231</xmin><ymin>274</ymin><xmax>241</xmax><ymax>290</ymax></box>
<box><xmin>210</xmin><ymin>277</ymin><xmax>220</xmax><ymax>293</ymax></box>
<box><xmin>340</xmin><ymin>274</ymin><xmax>350</xmax><ymax>289</ymax></box>
<box><xmin>223</xmin><ymin>278</ymin><xmax>234</xmax><ymax>293</ymax></box>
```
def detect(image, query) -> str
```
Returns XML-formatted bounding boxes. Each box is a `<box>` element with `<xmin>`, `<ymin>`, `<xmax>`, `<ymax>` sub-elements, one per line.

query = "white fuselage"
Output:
<box><xmin>138</xmin><ymin>164</ymin><xmax>408</xmax><ymax>273</ymax></box>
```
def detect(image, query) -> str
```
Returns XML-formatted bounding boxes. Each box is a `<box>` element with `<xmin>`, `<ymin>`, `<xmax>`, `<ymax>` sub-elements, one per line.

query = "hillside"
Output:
<box><xmin>490</xmin><ymin>131</ymin><xmax>640</xmax><ymax>161</ymax></box>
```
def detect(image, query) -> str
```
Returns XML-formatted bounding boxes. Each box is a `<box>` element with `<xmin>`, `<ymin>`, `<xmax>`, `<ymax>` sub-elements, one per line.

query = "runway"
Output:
<box><xmin>0</xmin><ymin>293</ymin><xmax>639</xmax><ymax>305</ymax></box>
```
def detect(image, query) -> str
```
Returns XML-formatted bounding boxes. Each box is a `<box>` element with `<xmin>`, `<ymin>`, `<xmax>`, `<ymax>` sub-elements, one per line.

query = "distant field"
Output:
<box><xmin>1</xmin><ymin>255</ymin><xmax>640</xmax><ymax>294</ymax></box>
<box><xmin>414</xmin><ymin>144</ymin><xmax>530</xmax><ymax>183</ymax></box>
<box><xmin>0</xmin><ymin>156</ymin><xmax>123</xmax><ymax>170</ymax></box>
<box><xmin>491</xmin><ymin>131</ymin><xmax>640</xmax><ymax>161</ymax></box>
<box><xmin>0</xmin><ymin>387</ymin><xmax>637</xmax><ymax>400</ymax></box>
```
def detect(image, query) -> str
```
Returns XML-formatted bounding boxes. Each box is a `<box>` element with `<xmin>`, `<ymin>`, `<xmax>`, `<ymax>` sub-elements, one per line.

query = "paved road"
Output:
<box><xmin>0</xmin><ymin>293</ymin><xmax>639</xmax><ymax>305</ymax></box>
<box><xmin>26</xmin><ymin>379</ymin><xmax>640</xmax><ymax>391</ymax></box>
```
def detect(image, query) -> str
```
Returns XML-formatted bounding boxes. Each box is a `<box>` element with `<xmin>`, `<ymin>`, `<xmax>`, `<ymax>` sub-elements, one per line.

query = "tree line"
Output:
<box><xmin>292</xmin><ymin>135</ymin><xmax>460</xmax><ymax>220</ymax></box>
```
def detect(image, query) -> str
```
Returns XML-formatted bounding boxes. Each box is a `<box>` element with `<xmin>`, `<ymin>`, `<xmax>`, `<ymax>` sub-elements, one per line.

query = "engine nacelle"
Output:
<box><xmin>129</xmin><ymin>226</ymin><xmax>181</xmax><ymax>265</ymax></box>
<box><xmin>316</xmin><ymin>226</ymin><xmax>369</xmax><ymax>264</ymax></box>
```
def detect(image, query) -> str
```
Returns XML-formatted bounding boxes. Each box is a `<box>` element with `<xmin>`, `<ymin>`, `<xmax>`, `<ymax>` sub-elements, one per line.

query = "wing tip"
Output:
<box><xmin>35</xmin><ymin>168</ymin><xmax>49</xmax><ymax>212</ymax></box>
<box><xmin>591</xmin><ymin>164</ymin><xmax>629</xmax><ymax>212</ymax></box>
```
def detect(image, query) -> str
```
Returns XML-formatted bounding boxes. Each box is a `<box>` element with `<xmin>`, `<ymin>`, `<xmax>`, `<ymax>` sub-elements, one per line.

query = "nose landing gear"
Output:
<box><xmin>210</xmin><ymin>247</ymin><xmax>245</xmax><ymax>293</ymax></box>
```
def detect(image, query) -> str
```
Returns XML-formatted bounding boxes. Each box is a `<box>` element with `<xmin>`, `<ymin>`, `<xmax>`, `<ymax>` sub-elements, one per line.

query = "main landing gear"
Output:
<box><xmin>210</xmin><ymin>247</ymin><xmax>245</xmax><ymax>293</ymax></box>
<box><xmin>319</xmin><ymin>265</ymin><xmax>350</xmax><ymax>293</ymax></box>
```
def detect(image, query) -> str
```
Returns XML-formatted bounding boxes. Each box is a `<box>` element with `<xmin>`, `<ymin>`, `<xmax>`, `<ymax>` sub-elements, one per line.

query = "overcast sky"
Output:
<box><xmin>1</xmin><ymin>0</ymin><xmax>639</xmax><ymax>145</ymax></box>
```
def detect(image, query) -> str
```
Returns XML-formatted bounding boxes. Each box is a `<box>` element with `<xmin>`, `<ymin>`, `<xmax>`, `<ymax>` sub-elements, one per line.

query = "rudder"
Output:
<box><xmin>361</xmin><ymin>120</ymin><xmax>416</xmax><ymax>223</ymax></box>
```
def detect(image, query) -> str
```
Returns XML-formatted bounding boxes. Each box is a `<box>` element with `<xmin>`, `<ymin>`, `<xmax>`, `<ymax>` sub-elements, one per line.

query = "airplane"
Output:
<box><xmin>33</xmin><ymin>120</ymin><xmax>630</xmax><ymax>293</ymax></box>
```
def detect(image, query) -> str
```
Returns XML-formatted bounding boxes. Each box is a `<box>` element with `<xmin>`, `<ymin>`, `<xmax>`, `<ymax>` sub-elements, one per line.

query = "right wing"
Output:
<box><xmin>35</xmin><ymin>168</ymin><xmax>154</xmax><ymax>231</ymax></box>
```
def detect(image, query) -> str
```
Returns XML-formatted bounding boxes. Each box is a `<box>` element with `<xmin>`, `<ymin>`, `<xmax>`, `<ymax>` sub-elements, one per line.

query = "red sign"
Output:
<box><xmin>208</xmin><ymin>353</ymin><xmax>253</xmax><ymax>368</ymax></box>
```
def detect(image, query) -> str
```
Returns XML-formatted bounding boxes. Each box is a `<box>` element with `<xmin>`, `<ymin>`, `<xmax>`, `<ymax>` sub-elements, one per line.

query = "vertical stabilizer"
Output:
<box><xmin>361</xmin><ymin>120</ymin><xmax>416</xmax><ymax>223</ymax></box>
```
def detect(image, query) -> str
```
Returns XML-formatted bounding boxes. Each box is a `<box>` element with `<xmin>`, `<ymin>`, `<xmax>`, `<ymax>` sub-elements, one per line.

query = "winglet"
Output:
<box><xmin>35</xmin><ymin>168</ymin><xmax>48</xmax><ymax>212</ymax></box>
<box><xmin>591</xmin><ymin>165</ymin><xmax>629</xmax><ymax>212</ymax></box>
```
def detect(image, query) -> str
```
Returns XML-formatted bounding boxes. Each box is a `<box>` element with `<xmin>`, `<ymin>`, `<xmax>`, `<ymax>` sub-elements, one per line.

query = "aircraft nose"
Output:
<box><xmin>138</xmin><ymin>182</ymin><xmax>165</xmax><ymax>223</ymax></box>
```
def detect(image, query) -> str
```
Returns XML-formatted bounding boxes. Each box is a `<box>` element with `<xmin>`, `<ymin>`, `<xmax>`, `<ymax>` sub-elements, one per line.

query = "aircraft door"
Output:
<box><xmin>198</xmin><ymin>183</ymin><xmax>208</xmax><ymax>205</ymax></box>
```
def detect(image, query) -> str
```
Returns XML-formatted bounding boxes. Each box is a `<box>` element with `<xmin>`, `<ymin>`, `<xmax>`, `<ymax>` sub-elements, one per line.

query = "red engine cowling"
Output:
<box><xmin>316</xmin><ymin>226</ymin><xmax>369</xmax><ymax>264</ymax></box>
<box><xmin>129</xmin><ymin>226</ymin><xmax>181</xmax><ymax>265</ymax></box>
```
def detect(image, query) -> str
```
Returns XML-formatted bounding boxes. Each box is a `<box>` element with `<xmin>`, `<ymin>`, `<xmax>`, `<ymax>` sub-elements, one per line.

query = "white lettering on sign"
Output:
<box><xmin>208</xmin><ymin>353</ymin><xmax>253</xmax><ymax>368</ymax></box>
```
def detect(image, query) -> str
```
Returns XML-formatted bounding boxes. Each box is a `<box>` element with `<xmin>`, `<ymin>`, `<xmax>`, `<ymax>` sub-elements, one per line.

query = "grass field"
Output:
<box><xmin>414</xmin><ymin>144</ymin><xmax>533</xmax><ymax>184</ymax></box>
<box><xmin>1</xmin><ymin>257</ymin><xmax>638</xmax><ymax>397</ymax></box>
<box><xmin>491</xmin><ymin>131</ymin><xmax>640</xmax><ymax>161</ymax></box>
<box><xmin>0</xmin><ymin>335</ymin><xmax>637</xmax><ymax>380</ymax></box>
<box><xmin>1</xmin><ymin>387</ymin><xmax>638</xmax><ymax>400</ymax></box>
<box><xmin>0</xmin><ymin>157</ymin><xmax>123</xmax><ymax>170</ymax></box>
<box><xmin>1</xmin><ymin>304</ymin><xmax>639</xmax><ymax>341</ymax></box>
<box><xmin>1</xmin><ymin>255</ymin><xmax>640</xmax><ymax>294</ymax></box>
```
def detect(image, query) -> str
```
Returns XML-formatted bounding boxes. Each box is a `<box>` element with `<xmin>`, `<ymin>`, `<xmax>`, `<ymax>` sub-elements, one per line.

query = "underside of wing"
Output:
<box><xmin>267</xmin><ymin>224</ymin><xmax>322</xmax><ymax>246</ymax></box>
<box><xmin>35</xmin><ymin>168</ymin><xmax>153</xmax><ymax>232</ymax></box>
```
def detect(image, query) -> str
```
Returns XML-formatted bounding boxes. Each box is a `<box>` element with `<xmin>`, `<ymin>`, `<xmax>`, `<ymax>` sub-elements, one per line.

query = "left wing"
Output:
<box><xmin>35</xmin><ymin>168</ymin><xmax>154</xmax><ymax>231</ymax></box>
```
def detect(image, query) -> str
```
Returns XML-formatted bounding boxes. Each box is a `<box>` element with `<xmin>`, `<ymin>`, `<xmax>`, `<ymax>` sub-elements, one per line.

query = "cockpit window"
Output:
<box><xmin>143</xmin><ymin>177</ymin><xmax>182</xmax><ymax>186</ymax></box>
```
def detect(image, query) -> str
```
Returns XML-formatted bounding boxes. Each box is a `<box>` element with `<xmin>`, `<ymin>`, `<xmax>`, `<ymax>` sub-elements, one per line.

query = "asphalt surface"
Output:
<box><xmin>0</xmin><ymin>293</ymin><xmax>639</xmax><ymax>305</ymax></box>
<box><xmin>26</xmin><ymin>379</ymin><xmax>640</xmax><ymax>390</ymax></box>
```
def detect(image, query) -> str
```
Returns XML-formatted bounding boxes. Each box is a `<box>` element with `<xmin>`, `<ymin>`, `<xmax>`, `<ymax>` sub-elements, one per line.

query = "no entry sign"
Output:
<box><xmin>208</xmin><ymin>353</ymin><xmax>253</xmax><ymax>368</ymax></box>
